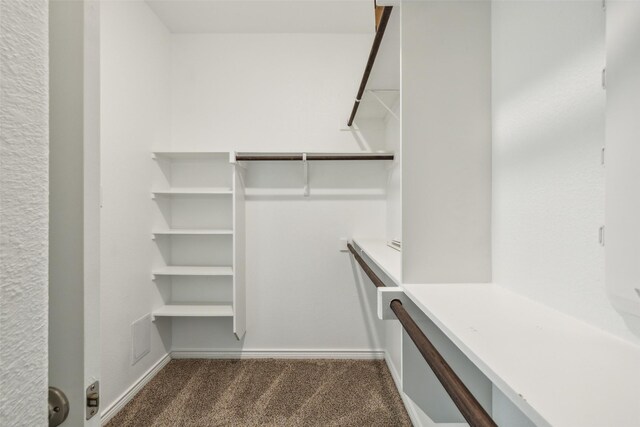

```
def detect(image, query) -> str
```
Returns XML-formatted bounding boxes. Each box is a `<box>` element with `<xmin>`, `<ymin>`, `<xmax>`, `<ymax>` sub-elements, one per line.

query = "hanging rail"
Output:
<box><xmin>235</xmin><ymin>153</ymin><xmax>394</xmax><ymax>161</ymax></box>
<box><xmin>347</xmin><ymin>243</ymin><xmax>498</xmax><ymax>427</ymax></box>
<box><xmin>347</xmin><ymin>6</ymin><xmax>394</xmax><ymax>127</ymax></box>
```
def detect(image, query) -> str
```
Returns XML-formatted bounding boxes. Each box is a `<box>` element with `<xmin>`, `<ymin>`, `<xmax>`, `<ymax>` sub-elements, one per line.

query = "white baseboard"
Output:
<box><xmin>100</xmin><ymin>353</ymin><xmax>171</xmax><ymax>426</ymax></box>
<box><xmin>385</xmin><ymin>350</ymin><xmax>402</xmax><ymax>390</ymax></box>
<box><xmin>171</xmin><ymin>348</ymin><xmax>386</xmax><ymax>360</ymax></box>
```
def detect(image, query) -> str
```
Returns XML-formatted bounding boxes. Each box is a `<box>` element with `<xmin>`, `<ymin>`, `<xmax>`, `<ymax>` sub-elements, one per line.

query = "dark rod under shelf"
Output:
<box><xmin>347</xmin><ymin>242</ymin><xmax>498</xmax><ymax>427</ymax></box>
<box><xmin>347</xmin><ymin>6</ymin><xmax>394</xmax><ymax>127</ymax></box>
<box><xmin>235</xmin><ymin>154</ymin><xmax>394</xmax><ymax>161</ymax></box>
<box><xmin>347</xmin><ymin>243</ymin><xmax>386</xmax><ymax>288</ymax></box>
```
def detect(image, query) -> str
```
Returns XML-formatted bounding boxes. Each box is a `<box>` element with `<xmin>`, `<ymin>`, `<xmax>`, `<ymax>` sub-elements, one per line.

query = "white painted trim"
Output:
<box><xmin>384</xmin><ymin>350</ymin><xmax>402</xmax><ymax>391</ymax></box>
<box><xmin>171</xmin><ymin>348</ymin><xmax>386</xmax><ymax>360</ymax></box>
<box><xmin>100</xmin><ymin>353</ymin><xmax>171</xmax><ymax>426</ymax></box>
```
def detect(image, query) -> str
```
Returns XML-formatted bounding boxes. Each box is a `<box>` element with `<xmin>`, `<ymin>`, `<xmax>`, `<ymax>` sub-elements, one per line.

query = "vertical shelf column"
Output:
<box><xmin>232</xmin><ymin>162</ymin><xmax>246</xmax><ymax>340</ymax></box>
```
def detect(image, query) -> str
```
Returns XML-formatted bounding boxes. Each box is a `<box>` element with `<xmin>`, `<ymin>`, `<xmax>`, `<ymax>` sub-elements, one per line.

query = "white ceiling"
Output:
<box><xmin>145</xmin><ymin>0</ymin><xmax>376</xmax><ymax>34</ymax></box>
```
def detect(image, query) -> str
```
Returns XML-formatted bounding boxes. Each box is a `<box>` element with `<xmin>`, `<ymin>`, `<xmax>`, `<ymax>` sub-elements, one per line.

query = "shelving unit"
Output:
<box><xmin>151</xmin><ymin>150</ymin><xmax>246</xmax><ymax>339</ymax></box>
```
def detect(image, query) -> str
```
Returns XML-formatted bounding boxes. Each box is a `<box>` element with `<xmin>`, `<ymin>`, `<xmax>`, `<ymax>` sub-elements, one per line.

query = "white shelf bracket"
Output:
<box><xmin>230</xmin><ymin>151</ymin><xmax>247</xmax><ymax>170</ymax></box>
<box><xmin>366</xmin><ymin>89</ymin><xmax>400</xmax><ymax>121</ymax></box>
<box><xmin>377</xmin><ymin>287</ymin><xmax>411</xmax><ymax>320</ymax></box>
<box><xmin>302</xmin><ymin>153</ymin><xmax>309</xmax><ymax>197</ymax></box>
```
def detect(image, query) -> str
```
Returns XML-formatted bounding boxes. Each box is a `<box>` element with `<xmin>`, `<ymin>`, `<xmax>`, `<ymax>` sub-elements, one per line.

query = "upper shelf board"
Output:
<box><xmin>152</xmin><ymin>188</ymin><xmax>233</xmax><ymax>196</ymax></box>
<box><xmin>152</xmin><ymin>229</ymin><xmax>233</xmax><ymax>237</ymax></box>
<box><xmin>152</xmin><ymin>151</ymin><xmax>231</xmax><ymax>160</ymax></box>
<box><xmin>352</xmin><ymin>237</ymin><xmax>401</xmax><ymax>285</ymax></box>
<box><xmin>235</xmin><ymin>152</ymin><xmax>394</xmax><ymax>161</ymax></box>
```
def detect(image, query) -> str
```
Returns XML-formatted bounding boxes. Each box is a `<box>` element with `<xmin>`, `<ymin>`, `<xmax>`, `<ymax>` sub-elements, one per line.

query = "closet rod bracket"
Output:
<box><xmin>302</xmin><ymin>153</ymin><xmax>309</xmax><ymax>197</ymax></box>
<box><xmin>378</xmin><ymin>287</ymin><xmax>409</xmax><ymax>320</ymax></box>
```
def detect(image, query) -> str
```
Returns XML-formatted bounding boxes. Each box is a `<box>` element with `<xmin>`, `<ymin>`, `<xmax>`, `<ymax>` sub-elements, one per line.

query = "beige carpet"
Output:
<box><xmin>106</xmin><ymin>359</ymin><xmax>412</xmax><ymax>427</ymax></box>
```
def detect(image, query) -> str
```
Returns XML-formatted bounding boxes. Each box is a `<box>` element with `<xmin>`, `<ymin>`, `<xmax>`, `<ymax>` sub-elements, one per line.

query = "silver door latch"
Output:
<box><xmin>86</xmin><ymin>381</ymin><xmax>100</xmax><ymax>420</ymax></box>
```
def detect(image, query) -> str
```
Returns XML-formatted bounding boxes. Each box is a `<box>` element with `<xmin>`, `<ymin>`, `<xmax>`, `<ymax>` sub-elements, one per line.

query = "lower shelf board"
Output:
<box><xmin>152</xmin><ymin>266</ymin><xmax>233</xmax><ymax>277</ymax></box>
<box><xmin>152</xmin><ymin>304</ymin><xmax>234</xmax><ymax>321</ymax></box>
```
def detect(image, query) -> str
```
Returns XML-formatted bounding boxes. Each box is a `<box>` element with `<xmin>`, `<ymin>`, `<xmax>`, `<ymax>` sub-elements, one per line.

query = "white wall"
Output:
<box><xmin>492</xmin><ymin>0</ymin><xmax>639</xmax><ymax>343</ymax></box>
<box><xmin>399</xmin><ymin>2</ymin><xmax>493</xmax><ymax>422</ymax></box>
<box><xmin>0</xmin><ymin>1</ymin><xmax>49</xmax><ymax>425</ymax></box>
<box><xmin>49</xmin><ymin>1</ymin><xmax>88</xmax><ymax>425</ymax></box>
<box><xmin>170</xmin><ymin>34</ymin><xmax>371</xmax><ymax>151</ymax></box>
<box><xmin>385</xmin><ymin>107</ymin><xmax>401</xmax><ymax>244</ymax></box>
<box><xmin>99</xmin><ymin>8</ymin><xmax>394</xmax><ymax>411</ymax></box>
<box><xmin>168</xmin><ymin>33</ymin><xmax>392</xmax><ymax>352</ymax></box>
<box><xmin>605</xmin><ymin>0</ymin><xmax>640</xmax><ymax>337</ymax></box>
<box><xmin>401</xmin><ymin>0</ymin><xmax>492</xmax><ymax>285</ymax></box>
<box><xmin>100</xmin><ymin>1</ymin><xmax>172</xmax><ymax>411</ymax></box>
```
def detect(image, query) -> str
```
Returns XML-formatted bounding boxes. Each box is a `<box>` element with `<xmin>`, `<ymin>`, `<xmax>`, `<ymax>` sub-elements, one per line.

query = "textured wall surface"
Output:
<box><xmin>0</xmin><ymin>1</ymin><xmax>49</xmax><ymax>425</ymax></box>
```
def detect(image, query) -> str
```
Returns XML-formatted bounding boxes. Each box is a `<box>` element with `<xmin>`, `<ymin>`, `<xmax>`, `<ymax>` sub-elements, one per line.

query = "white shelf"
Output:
<box><xmin>401</xmin><ymin>283</ymin><xmax>640</xmax><ymax>427</ymax></box>
<box><xmin>245</xmin><ymin>188</ymin><xmax>387</xmax><ymax>197</ymax></box>
<box><xmin>152</xmin><ymin>151</ymin><xmax>230</xmax><ymax>160</ymax></box>
<box><xmin>352</xmin><ymin>237</ymin><xmax>401</xmax><ymax>285</ymax></box>
<box><xmin>152</xmin><ymin>187</ymin><xmax>233</xmax><ymax>196</ymax></box>
<box><xmin>235</xmin><ymin>151</ymin><xmax>394</xmax><ymax>161</ymax></box>
<box><xmin>152</xmin><ymin>229</ymin><xmax>233</xmax><ymax>236</ymax></box>
<box><xmin>152</xmin><ymin>304</ymin><xmax>233</xmax><ymax>321</ymax></box>
<box><xmin>152</xmin><ymin>266</ymin><xmax>233</xmax><ymax>277</ymax></box>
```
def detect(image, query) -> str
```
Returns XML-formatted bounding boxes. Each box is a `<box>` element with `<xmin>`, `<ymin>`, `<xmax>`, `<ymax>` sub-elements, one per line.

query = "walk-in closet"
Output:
<box><xmin>2</xmin><ymin>0</ymin><xmax>640</xmax><ymax>426</ymax></box>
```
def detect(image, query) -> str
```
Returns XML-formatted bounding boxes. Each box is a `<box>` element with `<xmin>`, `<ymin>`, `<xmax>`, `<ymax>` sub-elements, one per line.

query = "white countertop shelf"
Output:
<box><xmin>152</xmin><ymin>304</ymin><xmax>233</xmax><ymax>320</ymax></box>
<box><xmin>152</xmin><ymin>151</ymin><xmax>230</xmax><ymax>160</ymax></box>
<box><xmin>402</xmin><ymin>282</ymin><xmax>640</xmax><ymax>427</ymax></box>
<box><xmin>352</xmin><ymin>237</ymin><xmax>401</xmax><ymax>285</ymax></box>
<box><xmin>152</xmin><ymin>187</ymin><xmax>233</xmax><ymax>196</ymax></box>
<box><xmin>152</xmin><ymin>266</ymin><xmax>233</xmax><ymax>277</ymax></box>
<box><xmin>152</xmin><ymin>229</ymin><xmax>233</xmax><ymax>236</ymax></box>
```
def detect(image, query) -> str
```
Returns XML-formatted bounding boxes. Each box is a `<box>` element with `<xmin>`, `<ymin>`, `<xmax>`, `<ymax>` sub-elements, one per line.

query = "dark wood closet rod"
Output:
<box><xmin>235</xmin><ymin>154</ymin><xmax>394</xmax><ymax>161</ymax></box>
<box><xmin>346</xmin><ymin>243</ymin><xmax>498</xmax><ymax>427</ymax></box>
<box><xmin>347</xmin><ymin>6</ymin><xmax>393</xmax><ymax>127</ymax></box>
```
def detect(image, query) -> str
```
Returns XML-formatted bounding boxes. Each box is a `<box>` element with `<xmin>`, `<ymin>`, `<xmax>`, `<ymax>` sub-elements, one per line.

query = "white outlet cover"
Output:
<box><xmin>131</xmin><ymin>314</ymin><xmax>151</xmax><ymax>365</ymax></box>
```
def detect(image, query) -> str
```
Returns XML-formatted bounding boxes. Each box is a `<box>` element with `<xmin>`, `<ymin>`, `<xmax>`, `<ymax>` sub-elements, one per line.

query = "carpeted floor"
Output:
<box><xmin>106</xmin><ymin>359</ymin><xmax>412</xmax><ymax>427</ymax></box>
